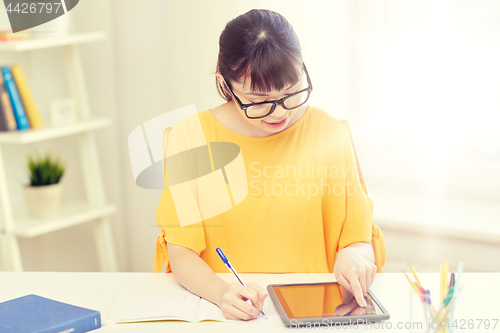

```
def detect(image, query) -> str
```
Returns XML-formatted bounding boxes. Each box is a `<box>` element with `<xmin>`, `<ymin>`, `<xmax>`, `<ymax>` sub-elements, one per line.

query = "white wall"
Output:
<box><xmin>351</xmin><ymin>0</ymin><xmax>500</xmax><ymax>273</ymax></box>
<box><xmin>355</xmin><ymin>0</ymin><xmax>500</xmax><ymax>201</ymax></box>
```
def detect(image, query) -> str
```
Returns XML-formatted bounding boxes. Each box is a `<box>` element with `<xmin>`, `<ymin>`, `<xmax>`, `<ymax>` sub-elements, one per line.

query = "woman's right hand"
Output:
<box><xmin>216</xmin><ymin>282</ymin><xmax>268</xmax><ymax>320</ymax></box>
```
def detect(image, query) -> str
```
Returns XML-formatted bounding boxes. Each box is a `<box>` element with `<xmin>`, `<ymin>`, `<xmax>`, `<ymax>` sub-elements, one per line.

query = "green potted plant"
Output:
<box><xmin>24</xmin><ymin>153</ymin><xmax>65</xmax><ymax>218</ymax></box>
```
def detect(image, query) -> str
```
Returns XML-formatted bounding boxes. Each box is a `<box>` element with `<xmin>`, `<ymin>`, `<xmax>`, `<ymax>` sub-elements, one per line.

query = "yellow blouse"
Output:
<box><xmin>154</xmin><ymin>105</ymin><xmax>379</xmax><ymax>273</ymax></box>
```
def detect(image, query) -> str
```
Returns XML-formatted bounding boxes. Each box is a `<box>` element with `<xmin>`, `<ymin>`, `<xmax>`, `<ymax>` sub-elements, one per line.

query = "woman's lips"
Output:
<box><xmin>264</xmin><ymin>116</ymin><xmax>288</xmax><ymax>129</ymax></box>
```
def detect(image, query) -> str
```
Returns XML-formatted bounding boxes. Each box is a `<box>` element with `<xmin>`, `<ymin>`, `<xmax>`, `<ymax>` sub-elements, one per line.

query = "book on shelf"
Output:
<box><xmin>0</xmin><ymin>294</ymin><xmax>101</xmax><ymax>333</ymax></box>
<box><xmin>0</xmin><ymin>73</ymin><xmax>17</xmax><ymax>131</ymax></box>
<box><xmin>1</xmin><ymin>66</ymin><xmax>30</xmax><ymax>130</ymax></box>
<box><xmin>0</xmin><ymin>63</ymin><xmax>45</xmax><ymax>132</ymax></box>
<box><xmin>0</xmin><ymin>29</ymin><xmax>29</xmax><ymax>41</ymax></box>
<box><xmin>107</xmin><ymin>289</ymin><xmax>270</xmax><ymax>324</ymax></box>
<box><xmin>11</xmin><ymin>64</ymin><xmax>44</xmax><ymax>128</ymax></box>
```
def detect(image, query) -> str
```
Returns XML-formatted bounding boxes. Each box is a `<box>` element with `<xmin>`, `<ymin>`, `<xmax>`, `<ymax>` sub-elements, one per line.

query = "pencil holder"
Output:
<box><xmin>409</xmin><ymin>287</ymin><xmax>459</xmax><ymax>333</ymax></box>
<box><xmin>409</xmin><ymin>288</ymin><xmax>433</xmax><ymax>333</ymax></box>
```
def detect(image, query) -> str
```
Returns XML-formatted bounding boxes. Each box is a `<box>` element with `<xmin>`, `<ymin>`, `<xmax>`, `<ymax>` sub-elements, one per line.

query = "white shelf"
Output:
<box><xmin>370</xmin><ymin>188</ymin><xmax>500</xmax><ymax>244</ymax></box>
<box><xmin>0</xmin><ymin>117</ymin><xmax>111</xmax><ymax>144</ymax></box>
<box><xmin>0</xmin><ymin>28</ymin><xmax>118</xmax><ymax>271</ymax></box>
<box><xmin>0</xmin><ymin>32</ymin><xmax>105</xmax><ymax>52</ymax></box>
<box><xmin>12</xmin><ymin>201</ymin><xmax>116</xmax><ymax>238</ymax></box>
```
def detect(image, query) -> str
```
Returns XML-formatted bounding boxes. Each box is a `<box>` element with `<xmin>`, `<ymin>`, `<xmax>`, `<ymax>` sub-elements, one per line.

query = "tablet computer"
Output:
<box><xmin>268</xmin><ymin>282</ymin><xmax>390</xmax><ymax>328</ymax></box>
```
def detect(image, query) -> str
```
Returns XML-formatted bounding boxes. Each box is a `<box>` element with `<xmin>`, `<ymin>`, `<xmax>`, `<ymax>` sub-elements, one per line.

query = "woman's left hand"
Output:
<box><xmin>333</xmin><ymin>246</ymin><xmax>377</xmax><ymax>308</ymax></box>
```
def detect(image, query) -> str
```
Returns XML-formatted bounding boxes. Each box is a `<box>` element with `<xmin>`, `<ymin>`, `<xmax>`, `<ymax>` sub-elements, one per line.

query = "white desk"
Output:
<box><xmin>0</xmin><ymin>272</ymin><xmax>497</xmax><ymax>332</ymax></box>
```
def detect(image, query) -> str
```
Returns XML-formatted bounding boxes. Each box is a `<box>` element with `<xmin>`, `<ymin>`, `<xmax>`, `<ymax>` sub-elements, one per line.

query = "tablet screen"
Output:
<box><xmin>272</xmin><ymin>283</ymin><xmax>385</xmax><ymax>319</ymax></box>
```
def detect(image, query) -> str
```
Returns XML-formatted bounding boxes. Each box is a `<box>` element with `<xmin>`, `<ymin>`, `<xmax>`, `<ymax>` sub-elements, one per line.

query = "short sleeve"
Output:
<box><xmin>337</xmin><ymin>121</ymin><xmax>373</xmax><ymax>251</ymax></box>
<box><xmin>153</xmin><ymin>123</ymin><xmax>207</xmax><ymax>273</ymax></box>
<box><xmin>154</xmin><ymin>185</ymin><xmax>206</xmax><ymax>273</ymax></box>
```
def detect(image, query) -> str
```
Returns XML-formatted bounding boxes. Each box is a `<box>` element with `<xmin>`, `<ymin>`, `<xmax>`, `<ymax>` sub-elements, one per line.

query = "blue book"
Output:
<box><xmin>0</xmin><ymin>294</ymin><xmax>101</xmax><ymax>333</ymax></box>
<box><xmin>1</xmin><ymin>66</ymin><xmax>30</xmax><ymax>130</ymax></box>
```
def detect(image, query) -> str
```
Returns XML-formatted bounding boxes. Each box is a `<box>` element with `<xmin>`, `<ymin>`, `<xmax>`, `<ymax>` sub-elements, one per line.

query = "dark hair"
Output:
<box><xmin>216</xmin><ymin>9</ymin><xmax>303</xmax><ymax>102</ymax></box>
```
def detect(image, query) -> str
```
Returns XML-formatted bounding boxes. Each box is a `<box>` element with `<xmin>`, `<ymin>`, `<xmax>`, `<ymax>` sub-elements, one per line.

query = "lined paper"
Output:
<box><xmin>108</xmin><ymin>289</ymin><xmax>272</xmax><ymax>323</ymax></box>
<box><xmin>180</xmin><ymin>291</ymin><xmax>201</xmax><ymax>322</ymax></box>
<box><xmin>197</xmin><ymin>298</ymin><xmax>229</xmax><ymax>322</ymax></box>
<box><xmin>108</xmin><ymin>290</ymin><xmax>187</xmax><ymax>322</ymax></box>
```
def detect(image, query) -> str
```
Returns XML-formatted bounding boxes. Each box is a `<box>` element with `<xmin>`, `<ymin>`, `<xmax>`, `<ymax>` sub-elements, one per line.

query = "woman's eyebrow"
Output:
<box><xmin>246</xmin><ymin>92</ymin><xmax>270</xmax><ymax>96</ymax></box>
<box><xmin>245</xmin><ymin>81</ymin><xmax>299</xmax><ymax>96</ymax></box>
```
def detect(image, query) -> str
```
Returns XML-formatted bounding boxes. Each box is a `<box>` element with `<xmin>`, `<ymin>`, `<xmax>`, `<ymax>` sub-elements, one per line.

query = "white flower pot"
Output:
<box><xmin>24</xmin><ymin>183</ymin><xmax>63</xmax><ymax>218</ymax></box>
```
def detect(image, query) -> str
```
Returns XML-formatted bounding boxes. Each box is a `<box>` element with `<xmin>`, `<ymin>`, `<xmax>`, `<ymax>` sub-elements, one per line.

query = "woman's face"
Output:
<box><xmin>219</xmin><ymin>67</ymin><xmax>308</xmax><ymax>136</ymax></box>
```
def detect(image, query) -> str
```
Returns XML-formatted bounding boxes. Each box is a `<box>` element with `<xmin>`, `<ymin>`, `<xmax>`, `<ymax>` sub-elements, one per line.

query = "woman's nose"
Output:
<box><xmin>271</xmin><ymin>103</ymin><xmax>288</xmax><ymax>118</ymax></box>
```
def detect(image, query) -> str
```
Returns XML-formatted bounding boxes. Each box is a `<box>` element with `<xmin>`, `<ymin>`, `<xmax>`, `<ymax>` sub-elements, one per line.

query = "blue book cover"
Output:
<box><xmin>1</xmin><ymin>66</ymin><xmax>30</xmax><ymax>130</ymax></box>
<box><xmin>0</xmin><ymin>294</ymin><xmax>101</xmax><ymax>333</ymax></box>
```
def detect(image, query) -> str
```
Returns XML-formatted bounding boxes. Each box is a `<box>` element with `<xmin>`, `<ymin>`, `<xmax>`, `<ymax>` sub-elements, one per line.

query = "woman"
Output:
<box><xmin>154</xmin><ymin>9</ymin><xmax>384</xmax><ymax>321</ymax></box>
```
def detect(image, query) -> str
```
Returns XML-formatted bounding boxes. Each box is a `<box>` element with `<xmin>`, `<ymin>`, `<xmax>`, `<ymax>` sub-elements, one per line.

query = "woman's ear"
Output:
<box><xmin>216</xmin><ymin>73</ymin><xmax>225</xmax><ymax>88</ymax></box>
<box><xmin>216</xmin><ymin>73</ymin><xmax>231</xmax><ymax>97</ymax></box>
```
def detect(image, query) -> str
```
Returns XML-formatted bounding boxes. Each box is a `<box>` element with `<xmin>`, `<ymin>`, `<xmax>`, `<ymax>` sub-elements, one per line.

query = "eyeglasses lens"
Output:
<box><xmin>246</xmin><ymin>90</ymin><xmax>310</xmax><ymax>118</ymax></box>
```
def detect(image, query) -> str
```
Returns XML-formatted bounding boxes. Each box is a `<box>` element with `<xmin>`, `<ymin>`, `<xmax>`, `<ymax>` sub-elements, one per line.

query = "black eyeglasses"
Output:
<box><xmin>223</xmin><ymin>64</ymin><xmax>313</xmax><ymax>119</ymax></box>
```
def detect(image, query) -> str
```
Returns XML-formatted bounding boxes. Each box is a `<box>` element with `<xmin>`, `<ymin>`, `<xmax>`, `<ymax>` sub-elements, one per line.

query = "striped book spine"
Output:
<box><xmin>1</xmin><ymin>66</ymin><xmax>30</xmax><ymax>130</ymax></box>
<box><xmin>11</xmin><ymin>64</ymin><xmax>43</xmax><ymax>128</ymax></box>
<box><xmin>0</xmin><ymin>74</ymin><xmax>17</xmax><ymax>131</ymax></box>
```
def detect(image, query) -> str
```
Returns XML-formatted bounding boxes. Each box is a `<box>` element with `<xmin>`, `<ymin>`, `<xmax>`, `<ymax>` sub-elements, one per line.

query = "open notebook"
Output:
<box><xmin>107</xmin><ymin>290</ymin><xmax>271</xmax><ymax>323</ymax></box>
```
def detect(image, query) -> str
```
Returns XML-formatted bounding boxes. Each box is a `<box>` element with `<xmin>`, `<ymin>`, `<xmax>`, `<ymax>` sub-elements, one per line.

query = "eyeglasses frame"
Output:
<box><xmin>222</xmin><ymin>63</ymin><xmax>313</xmax><ymax>119</ymax></box>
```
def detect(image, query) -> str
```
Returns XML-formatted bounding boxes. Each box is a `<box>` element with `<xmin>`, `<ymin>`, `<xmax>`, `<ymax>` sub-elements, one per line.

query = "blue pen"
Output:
<box><xmin>216</xmin><ymin>247</ymin><xmax>266</xmax><ymax>316</ymax></box>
